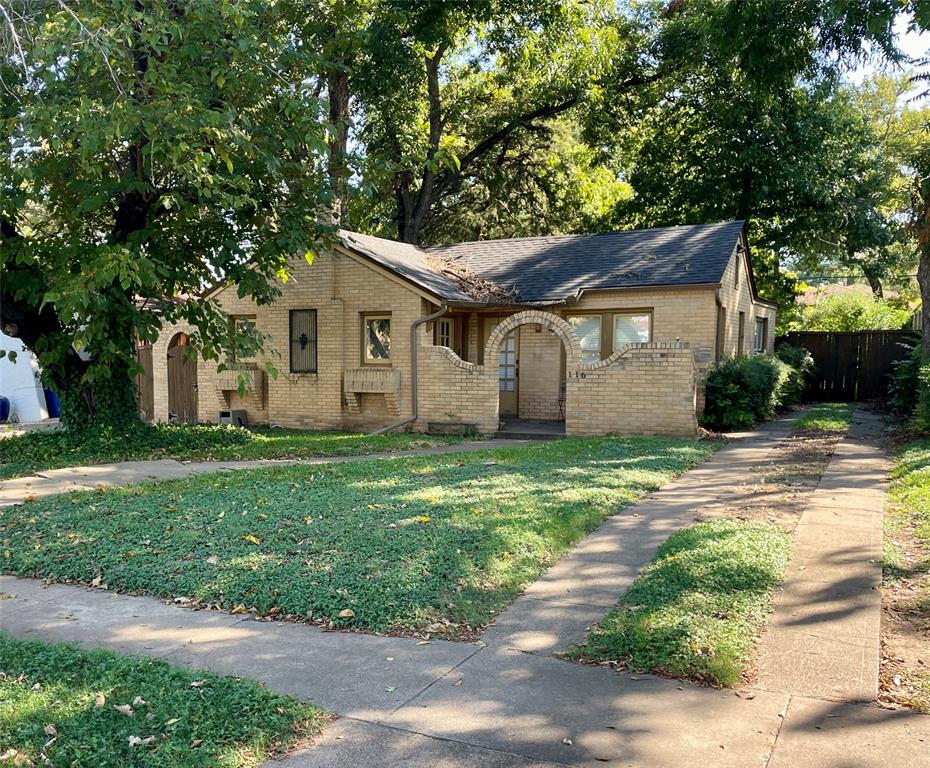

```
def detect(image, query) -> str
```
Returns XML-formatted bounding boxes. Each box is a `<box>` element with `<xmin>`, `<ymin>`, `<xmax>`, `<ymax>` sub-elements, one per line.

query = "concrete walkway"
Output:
<box><xmin>758</xmin><ymin>411</ymin><xmax>889</xmax><ymax>702</ymax></box>
<box><xmin>2</xmin><ymin>413</ymin><xmax>927</xmax><ymax>766</ymax></box>
<box><xmin>0</xmin><ymin>438</ymin><xmax>529</xmax><ymax>506</ymax></box>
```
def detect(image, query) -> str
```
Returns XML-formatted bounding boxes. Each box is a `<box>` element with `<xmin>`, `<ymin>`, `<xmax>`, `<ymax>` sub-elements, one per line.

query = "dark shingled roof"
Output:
<box><xmin>338</xmin><ymin>221</ymin><xmax>747</xmax><ymax>305</ymax></box>
<box><xmin>425</xmin><ymin>221</ymin><xmax>746</xmax><ymax>303</ymax></box>
<box><xmin>338</xmin><ymin>230</ymin><xmax>474</xmax><ymax>303</ymax></box>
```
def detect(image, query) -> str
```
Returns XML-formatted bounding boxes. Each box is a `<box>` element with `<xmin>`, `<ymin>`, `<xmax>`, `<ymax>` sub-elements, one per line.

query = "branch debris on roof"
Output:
<box><xmin>423</xmin><ymin>254</ymin><xmax>517</xmax><ymax>303</ymax></box>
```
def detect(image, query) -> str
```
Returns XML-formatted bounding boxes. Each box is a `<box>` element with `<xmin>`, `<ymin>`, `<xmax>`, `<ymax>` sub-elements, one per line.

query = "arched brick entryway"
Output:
<box><xmin>483</xmin><ymin>310</ymin><xmax>582</xmax><ymax>424</ymax></box>
<box><xmin>483</xmin><ymin>310</ymin><xmax>583</xmax><ymax>370</ymax></box>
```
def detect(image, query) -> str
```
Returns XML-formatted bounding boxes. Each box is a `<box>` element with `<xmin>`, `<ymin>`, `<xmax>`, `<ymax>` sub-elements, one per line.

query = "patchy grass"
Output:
<box><xmin>0</xmin><ymin>437</ymin><xmax>716</xmax><ymax>636</ymax></box>
<box><xmin>881</xmin><ymin>439</ymin><xmax>930</xmax><ymax>713</ymax></box>
<box><xmin>0</xmin><ymin>422</ymin><xmax>470</xmax><ymax>480</ymax></box>
<box><xmin>793</xmin><ymin>402</ymin><xmax>856</xmax><ymax>433</ymax></box>
<box><xmin>0</xmin><ymin>633</ymin><xmax>326</xmax><ymax>767</ymax></box>
<box><xmin>568</xmin><ymin>520</ymin><xmax>790</xmax><ymax>687</ymax></box>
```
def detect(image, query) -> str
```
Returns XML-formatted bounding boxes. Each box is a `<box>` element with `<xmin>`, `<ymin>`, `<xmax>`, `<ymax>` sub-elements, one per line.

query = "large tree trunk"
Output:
<box><xmin>327</xmin><ymin>58</ymin><xmax>351</xmax><ymax>225</ymax></box>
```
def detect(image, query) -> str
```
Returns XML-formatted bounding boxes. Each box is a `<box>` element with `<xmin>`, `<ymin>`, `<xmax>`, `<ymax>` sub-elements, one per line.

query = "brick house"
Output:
<box><xmin>144</xmin><ymin>220</ymin><xmax>776</xmax><ymax>438</ymax></box>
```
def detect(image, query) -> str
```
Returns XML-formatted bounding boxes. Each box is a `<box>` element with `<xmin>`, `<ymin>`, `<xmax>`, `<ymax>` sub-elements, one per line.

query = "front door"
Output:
<box><xmin>167</xmin><ymin>333</ymin><xmax>198</xmax><ymax>423</ymax></box>
<box><xmin>486</xmin><ymin>320</ymin><xmax>519</xmax><ymax>417</ymax></box>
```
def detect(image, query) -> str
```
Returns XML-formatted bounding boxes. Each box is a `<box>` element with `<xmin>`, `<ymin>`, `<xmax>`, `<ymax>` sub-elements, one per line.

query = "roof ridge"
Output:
<box><xmin>424</xmin><ymin>220</ymin><xmax>744</xmax><ymax>252</ymax></box>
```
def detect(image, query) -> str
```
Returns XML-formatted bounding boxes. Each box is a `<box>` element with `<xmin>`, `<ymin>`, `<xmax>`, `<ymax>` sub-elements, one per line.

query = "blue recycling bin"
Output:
<box><xmin>43</xmin><ymin>389</ymin><xmax>60</xmax><ymax>418</ymax></box>
<box><xmin>0</xmin><ymin>396</ymin><xmax>9</xmax><ymax>422</ymax></box>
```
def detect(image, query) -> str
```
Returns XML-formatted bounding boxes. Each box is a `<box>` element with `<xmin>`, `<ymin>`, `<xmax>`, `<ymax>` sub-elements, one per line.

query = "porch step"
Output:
<box><xmin>495</xmin><ymin>419</ymin><xmax>565</xmax><ymax>441</ymax></box>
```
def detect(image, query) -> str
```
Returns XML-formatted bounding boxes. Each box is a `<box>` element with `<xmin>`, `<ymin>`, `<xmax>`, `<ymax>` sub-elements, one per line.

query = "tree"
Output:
<box><xmin>348</xmin><ymin>0</ymin><xmax>622</xmax><ymax>244</ymax></box>
<box><xmin>585</xmin><ymin>0</ymin><xmax>915</xmax><ymax>308</ymax></box>
<box><xmin>1</xmin><ymin>1</ymin><xmax>331</xmax><ymax>428</ymax></box>
<box><xmin>791</xmin><ymin>291</ymin><xmax>914</xmax><ymax>332</ymax></box>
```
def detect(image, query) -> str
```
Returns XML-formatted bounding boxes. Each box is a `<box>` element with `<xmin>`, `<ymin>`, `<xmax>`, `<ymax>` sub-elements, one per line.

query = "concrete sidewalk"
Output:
<box><xmin>758</xmin><ymin>411</ymin><xmax>889</xmax><ymax>702</ymax></box>
<box><xmin>0</xmin><ymin>438</ymin><xmax>529</xmax><ymax>506</ymax></box>
<box><xmin>2</xmin><ymin>412</ymin><xmax>927</xmax><ymax>766</ymax></box>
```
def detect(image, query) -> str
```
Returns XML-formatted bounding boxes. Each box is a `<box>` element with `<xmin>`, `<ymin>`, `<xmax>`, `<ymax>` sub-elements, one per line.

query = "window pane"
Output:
<box><xmin>366</xmin><ymin>318</ymin><xmax>391</xmax><ymax>360</ymax></box>
<box><xmin>290</xmin><ymin>309</ymin><xmax>317</xmax><ymax>372</ymax></box>
<box><xmin>613</xmin><ymin>313</ymin><xmax>650</xmax><ymax>348</ymax></box>
<box><xmin>569</xmin><ymin>315</ymin><xmax>601</xmax><ymax>364</ymax></box>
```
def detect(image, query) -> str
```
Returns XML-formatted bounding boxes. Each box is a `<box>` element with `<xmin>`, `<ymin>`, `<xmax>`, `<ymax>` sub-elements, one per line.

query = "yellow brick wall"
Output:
<box><xmin>566</xmin><ymin>342</ymin><xmax>697</xmax><ymax>437</ymax></box>
<box><xmin>717</xmin><ymin>247</ymin><xmax>778</xmax><ymax>357</ymax></box>
<box><xmin>516</xmin><ymin>328</ymin><xmax>564</xmax><ymax>420</ymax></box>
<box><xmin>414</xmin><ymin>347</ymin><xmax>498</xmax><ymax>433</ymax></box>
<box><xmin>152</xmin><ymin>248</ymin><xmax>426</xmax><ymax>430</ymax></box>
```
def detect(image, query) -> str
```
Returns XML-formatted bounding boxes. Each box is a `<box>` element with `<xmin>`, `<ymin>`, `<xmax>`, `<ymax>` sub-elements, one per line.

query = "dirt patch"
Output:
<box><xmin>694</xmin><ymin>428</ymin><xmax>842</xmax><ymax>531</ymax></box>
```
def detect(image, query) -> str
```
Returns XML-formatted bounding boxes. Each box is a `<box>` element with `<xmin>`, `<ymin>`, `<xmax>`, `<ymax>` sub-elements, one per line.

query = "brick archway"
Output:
<box><xmin>483</xmin><ymin>310</ymin><xmax>583</xmax><ymax>370</ymax></box>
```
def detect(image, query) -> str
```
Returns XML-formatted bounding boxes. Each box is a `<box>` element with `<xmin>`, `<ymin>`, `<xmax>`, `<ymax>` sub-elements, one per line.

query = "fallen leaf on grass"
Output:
<box><xmin>43</xmin><ymin>724</ymin><xmax>57</xmax><ymax>737</ymax></box>
<box><xmin>132</xmin><ymin>696</ymin><xmax>146</xmax><ymax>707</ymax></box>
<box><xmin>94</xmin><ymin>693</ymin><xmax>105</xmax><ymax>709</ymax></box>
<box><xmin>337</xmin><ymin>609</ymin><xmax>355</xmax><ymax>619</ymax></box>
<box><xmin>190</xmin><ymin>680</ymin><xmax>207</xmax><ymax>689</ymax></box>
<box><xmin>241</xmin><ymin>534</ymin><xmax>262</xmax><ymax>545</ymax></box>
<box><xmin>113</xmin><ymin>704</ymin><xmax>134</xmax><ymax>717</ymax></box>
<box><xmin>205</xmin><ymin>555</ymin><xmax>219</xmax><ymax>565</ymax></box>
<box><xmin>190</xmin><ymin>739</ymin><xmax>203</xmax><ymax>748</ymax></box>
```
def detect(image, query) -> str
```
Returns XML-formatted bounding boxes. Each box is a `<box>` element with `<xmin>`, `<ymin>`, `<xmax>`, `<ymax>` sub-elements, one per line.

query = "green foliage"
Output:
<box><xmin>569</xmin><ymin>520</ymin><xmax>790</xmax><ymax>687</ymax></box>
<box><xmin>774</xmin><ymin>343</ymin><xmax>815</xmax><ymax>406</ymax></box>
<box><xmin>0</xmin><ymin>424</ymin><xmax>466</xmax><ymax>480</ymax></box>
<box><xmin>0</xmin><ymin>633</ymin><xmax>325</xmax><ymax>767</ymax></box>
<box><xmin>793</xmin><ymin>403</ymin><xmax>856</xmax><ymax>433</ymax></box>
<box><xmin>916</xmin><ymin>360</ymin><xmax>930</xmax><ymax>436</ymax></box>
<box><xmin>1</xmin><ymin>1</ymin><xmax>332</xmax><ymax>426</ymax></box>
<box><xmin>702</xmin><ymin>355</ymin><xmax>792</xmax><ymax>431</ymax></box>
<box><xmin>889</xmin><ymin>439</ymin><xmax>930</xmax><ymax>553</ymax></box>
<box><xmin>889</xmin><ymin>342</ymin><xmax>923</xmax><ymax>417</ymax></box>
<box><xmin>792</xmin><ymin>291</ymin><xmax>914</xmax><ymax>331</ymax></box>
<box><xmin>0</xmin><ymin>437</ymin><xmax>716</xmax><ymax>635</ymax></box>
<box><xmin>884</xmin><ymin>438</ymin><xmax>930</xmax><ymax>711</ymax></box>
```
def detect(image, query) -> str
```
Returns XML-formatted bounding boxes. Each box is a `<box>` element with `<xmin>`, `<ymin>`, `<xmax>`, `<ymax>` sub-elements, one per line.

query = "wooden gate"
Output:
<box><xmin>167</xmin><ymin>333</ymin><xmax>198</xmax><ymax>422</ymax></box>
<box><xmin>781</xmin><ymin>330</ymin><xmax>919</xmax><ymax>401</ymax></box>
<box><xmin>135</xmin><ymin>344</ymin><xmax>155</xmax><ymax>422</ymax></box>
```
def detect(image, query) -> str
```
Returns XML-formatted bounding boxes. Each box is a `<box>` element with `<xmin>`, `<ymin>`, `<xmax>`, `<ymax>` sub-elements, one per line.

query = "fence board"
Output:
<box><xmin>780</xmin><ymin>330</ymin><xmax>919</xmax><ymax>401</ymax></box>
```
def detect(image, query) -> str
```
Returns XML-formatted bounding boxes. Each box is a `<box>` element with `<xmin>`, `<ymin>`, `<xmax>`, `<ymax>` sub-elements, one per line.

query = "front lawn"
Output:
<box><xmin>0</xmin><ymin>633</ymin><xmax>326</xmax><ymax>767</ymax></box>
<box><xmin>0</xmin><ymin>437</ymin><xmax>716</xmax><ymax>636</ymax></box>
<box><xmin>568</xmin><ymin>519</ymin><xmax>790</xmax><ymax>686</ymax></box>
<box><xmin>882</xmin><ymin>439</ymin><xmax>930</xmax><ymax>712</ymax></box>
<box><xmin>0</xmin><ymin>422</ymin><xmax>469</xmax><ymax>480</ymax></box>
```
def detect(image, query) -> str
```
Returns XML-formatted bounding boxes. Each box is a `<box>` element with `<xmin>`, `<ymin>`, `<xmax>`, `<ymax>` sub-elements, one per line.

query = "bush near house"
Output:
<box><xmin>702</xmin><ymin>345</ymin><xmax>815</xmax><ymax>432</ymax></box>
<box><xmin>701</xmin><ymin>355</ymin><xmax>792</xmax><ymax>431</ymax></box>
<box><xmin>0</xmin><ymin>633</ymin><xmax>326</xmax><ymax>768</ymax></box>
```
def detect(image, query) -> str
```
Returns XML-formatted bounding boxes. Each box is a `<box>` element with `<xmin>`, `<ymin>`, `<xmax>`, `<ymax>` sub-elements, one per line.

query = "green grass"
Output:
<box><xmin>568</xmin><ymin>519</ymin><xmax>790</xmax><ymax>687</ymax></box>
<box><xmin>793</xmin><ymin>402</ymin><xmax>855</xmax><ymax>432</ymax></box>
<box><xmin>0</xmin><ymin>633</ymin><xmax>326</xmax><ymax>767</ymax></box>
<box><xmin>883</xmin><ymin>439</ymin><xmax>930</xmax><ymax>712</ymax></box>
<box><xmin>0</xmin><ymin>422</ymin><xmax>470</xmax><ymax>480</ymax></box>
<box><xmin>0</xmin><ymin>437</ymin><xmax>716</xmax><ymax>635</ymax></box>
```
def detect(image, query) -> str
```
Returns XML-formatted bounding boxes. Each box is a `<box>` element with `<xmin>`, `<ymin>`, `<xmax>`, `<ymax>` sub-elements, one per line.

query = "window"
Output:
<box><xmin>230</xmin><ymin>315</ymin><xmax>257</xmax><ymax>362</ymax></box>
<box><xmin>568</xmin><ymin>315</ymin><xmax>602</xmax><ymax>364</ymax></box>
<box><xmin>753</xmin><ymin>317</ymin><xmax>767</xmax><ymax>354</ymax></box>
<box><xmin>363</xmin><ymin>314</ymin><xmax>391</xmax><ymax>363</ymax></box>
<box><xmin>436</xmin><ymin>317</ymin><xmax>453</xmax><ymax>348</ymax></box>
<box><xmin>289</xmin><ymin>309</ymin><xmax>317</xmax><ymax>373</ymax></box>
<box><xmin>738</xmin><ymin>311</ymin><xmax>746</xmax><ymax>354</ymax></box>
<box><xmin>612</xmin><ymin>312</ymin><xmax>651</xmax><ymax>349</ymax></box>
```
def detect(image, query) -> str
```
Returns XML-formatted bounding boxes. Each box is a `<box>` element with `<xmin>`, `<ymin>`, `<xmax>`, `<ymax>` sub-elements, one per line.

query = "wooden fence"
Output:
<box><xmin>780</xmin><ymin>330</ymin><xmax>920</xmax><ymax>401</ymax></box>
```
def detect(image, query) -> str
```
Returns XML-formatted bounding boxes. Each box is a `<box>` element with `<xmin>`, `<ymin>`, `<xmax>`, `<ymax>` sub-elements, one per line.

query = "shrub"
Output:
<box><xmin>702</xmin><ymin>355</ymin><xmax>791</xmax><ymax>431</ymax></box>
<box><xmin>793</xmin><ymin>291</ymin><xmax>913</xmax><ymax>332</ymax></box>
<box><xmin>917</xmin><ymin>359</ymin><xmax>930</xmax><ymax>436</ymax></box>
<box><xmin>889</xmin><ymin>343</ymin><xmax>921</xmax><ymax>416</ymax></box>
<box><xmin>775</xmin><ymin>343</ymin><xmax>814</xmax><ymax>406</ymax></box>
